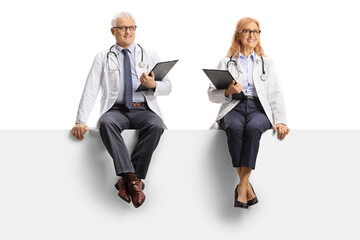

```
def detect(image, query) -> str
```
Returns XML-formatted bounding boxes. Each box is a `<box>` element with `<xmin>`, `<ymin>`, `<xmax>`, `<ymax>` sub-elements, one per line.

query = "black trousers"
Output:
<box><xmin>98</xmin><ymin>105</ymin><xmax>165</xmax><ymax>179</ymax></box>
<box><xmin>220</xmin><ymin>99</ymin><xmax>272</xmax><ymax>169</ymax></box>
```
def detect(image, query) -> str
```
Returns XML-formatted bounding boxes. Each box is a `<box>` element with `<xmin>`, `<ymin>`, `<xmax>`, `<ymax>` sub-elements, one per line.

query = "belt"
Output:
<box><xmin>114</xmin><ymin>102</ymin><xmax>148</xmax><ymax>108</ymax></box>
<box><xmin>242</xmin><ymin>95</ymin><xmax>259</xmax><ymax>101</ymax></box>
<box><xmin>239</xmin><ymin>94</ymin><xmax>259</xmax><ymax>101</ymax></box>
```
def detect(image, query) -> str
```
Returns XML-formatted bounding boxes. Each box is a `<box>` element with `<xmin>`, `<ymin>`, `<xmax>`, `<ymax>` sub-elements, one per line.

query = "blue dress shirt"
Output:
<box><xmin>238</xmin><ymin>51</ymin><xmax>258</xmax><ymax>97</ymax></box>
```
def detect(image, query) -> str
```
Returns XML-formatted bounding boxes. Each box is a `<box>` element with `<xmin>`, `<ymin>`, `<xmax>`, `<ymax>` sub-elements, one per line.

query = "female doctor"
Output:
<box><xmin>208</xmin><ymin>17</ymin><xmax>290</xmax><ymax>208</ymax></box>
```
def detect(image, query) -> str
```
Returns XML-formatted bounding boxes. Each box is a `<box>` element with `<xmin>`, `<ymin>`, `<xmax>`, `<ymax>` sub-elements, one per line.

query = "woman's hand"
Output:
<box><xmin>273</xmin><ymin>123</ymin><xmax>290</xmax><ymax>140</ymax></box>
<box><xmin>225</xmin><ymin>80</ymin><xmax>243</xmax><ymax>97</ymax></box>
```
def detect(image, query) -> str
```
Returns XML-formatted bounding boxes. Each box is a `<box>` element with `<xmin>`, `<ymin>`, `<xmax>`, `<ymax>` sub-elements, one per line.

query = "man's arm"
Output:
<box><xmin>72</xmin><ymin>53</ymin><xmax>103</xmax><ymax>140</ymax></box>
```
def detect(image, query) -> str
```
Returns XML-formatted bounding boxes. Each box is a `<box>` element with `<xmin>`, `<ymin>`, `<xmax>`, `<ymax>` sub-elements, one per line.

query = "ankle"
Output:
<box><xmin>124</xmin><ymin>172</ymin><xmax>138</xmax><ymax>183</ymax></box>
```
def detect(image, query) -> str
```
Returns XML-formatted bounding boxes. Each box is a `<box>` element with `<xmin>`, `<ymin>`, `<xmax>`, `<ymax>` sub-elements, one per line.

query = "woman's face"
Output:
<box><xmin>239</xmin><ymin>21</ymin><xmax>260</xmax><ymax>50</ymax></box>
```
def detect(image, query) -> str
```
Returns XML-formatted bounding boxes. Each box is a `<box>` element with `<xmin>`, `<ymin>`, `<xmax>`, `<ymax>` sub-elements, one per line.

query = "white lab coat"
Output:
<box><xmin>75</xmin><ymin>44</ymin><xmax>172</xmax><ymax>128</ymax></box>
<box><xmin>208</xmin><ymin>54</ymin><xmax>286</xmax><ymax>129</ymax></box>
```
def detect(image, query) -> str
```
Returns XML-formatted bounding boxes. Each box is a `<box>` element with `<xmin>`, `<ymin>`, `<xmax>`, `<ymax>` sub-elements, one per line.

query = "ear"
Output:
<box><xmin>111</xmin><ymin>28</ymin><xmax>115</xmax><ymax>36</ymax></box>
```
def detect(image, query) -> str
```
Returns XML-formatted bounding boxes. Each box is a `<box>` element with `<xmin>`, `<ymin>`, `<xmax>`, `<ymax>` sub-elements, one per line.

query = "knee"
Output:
<box><xmin>99</xmin><ymin>118</ymin><xmax>121</xmax><ymax>132</ymax></box>
<box><xmin>148</xmin><ymin>120</ymin><xmax>165</xmax><ymax>134</ymax></box>
<box><xmin>244</xmin><ymin>124</ymin><xmax>267</xmax><ymax>136</ymax></box>
<box><xmin>225</xmin><ymin>121</ymin><xmax>244</xmax><ymax>135</ymax></box>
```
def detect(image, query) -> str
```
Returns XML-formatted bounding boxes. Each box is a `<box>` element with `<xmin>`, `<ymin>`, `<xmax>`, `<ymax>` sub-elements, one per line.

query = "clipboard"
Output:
<box><xmin>202</xmin><ymin>69</ymin><xmax>245</xmax><ymax>100</ymax></box>
<box><xmin>136</xmin><ymin>60</ymin><xmax>178</xmax><ymax>92</ymax></box>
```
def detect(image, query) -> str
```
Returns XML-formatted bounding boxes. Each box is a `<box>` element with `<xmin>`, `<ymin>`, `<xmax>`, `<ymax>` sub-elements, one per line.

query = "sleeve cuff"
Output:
<box><xmin>225</xmin><ymin>95</ymin><xmax>232</xmax><ymax>102</ymax></box>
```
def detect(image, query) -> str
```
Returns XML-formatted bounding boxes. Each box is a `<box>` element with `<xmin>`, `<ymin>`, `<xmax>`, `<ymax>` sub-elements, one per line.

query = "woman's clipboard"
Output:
<box><xmin>136</xmin><ymin>60</ymin><xmax>178</xmax><ymax>92</ymax></box>
<box><xmin>202</xmin><ymin>69</ymin><xmax>245</xmax><ymax>100</ymax></box>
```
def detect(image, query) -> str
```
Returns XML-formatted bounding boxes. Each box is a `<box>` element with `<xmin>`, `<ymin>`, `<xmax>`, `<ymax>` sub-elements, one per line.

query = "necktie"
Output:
<box><xmin>122</xmin><ymin>49</ymin><xmax>133</xmax><ymax>109</ymax></box>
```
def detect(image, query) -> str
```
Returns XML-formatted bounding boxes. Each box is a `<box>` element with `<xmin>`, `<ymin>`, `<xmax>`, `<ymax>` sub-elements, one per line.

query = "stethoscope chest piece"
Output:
<box><xmin>138</xmin><ymin>61</ymin><xmax>145</xmax><ymax>68</ymax></box>
<box><xmin>260</xmin><ymin>74</ymin><xmax>267</xmax><ymax>81</ymax></box>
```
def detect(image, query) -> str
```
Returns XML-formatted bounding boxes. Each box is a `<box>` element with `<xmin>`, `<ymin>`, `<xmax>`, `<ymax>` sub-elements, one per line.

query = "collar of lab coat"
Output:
<box><xmin>134</xmin><ymin>43</ymin><xmax>145</xmax><ymax>76</ymax></box>
<box><xmin>107</xmin><ymin>48</ymin><xmax>120</xmax><ymax>70</ymax></box>
<box><xmin>253</xmin><ymin>53</ymin><xmax>264</xmax><ymax>74</ymax></box>
<box><xmin>231</xmin><ymin>53</ymin><xmax>263</xmax><ymax>74</ymax></box>
<box><xmin>108</xmin><ymin>42</ymin><xmax>141</xmax><ymax>71</ymax></box>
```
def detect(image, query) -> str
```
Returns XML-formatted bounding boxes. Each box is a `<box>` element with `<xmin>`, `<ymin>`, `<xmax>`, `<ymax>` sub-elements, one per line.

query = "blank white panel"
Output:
<box><xmin>0</xmin><ymin>130</ymin><xmax>359</xmax><ymax>239</ymax></box>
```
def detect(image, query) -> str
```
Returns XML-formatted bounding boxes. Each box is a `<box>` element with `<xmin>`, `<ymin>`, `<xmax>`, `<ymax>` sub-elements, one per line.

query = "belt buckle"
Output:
<box><xmin>245</xmin><ymin>95</ymin><xmax>256</xmax><ymax>100</ymax></box>
<box><xmin>132</xmin><ymin>102</ymin><xmax>146</xmax><ymax>107</ymax></box>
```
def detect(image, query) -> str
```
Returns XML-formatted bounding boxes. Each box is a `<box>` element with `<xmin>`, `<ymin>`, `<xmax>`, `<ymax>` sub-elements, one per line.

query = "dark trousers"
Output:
<box><xmin>98</xmin><ymin>105</ymin><xmax>165</xmax><ymax>179</ymax></box>
<box><xmin>220</xmin><ymin>99</ymin><xmax>272</xmax><ymax>169</ymax></box>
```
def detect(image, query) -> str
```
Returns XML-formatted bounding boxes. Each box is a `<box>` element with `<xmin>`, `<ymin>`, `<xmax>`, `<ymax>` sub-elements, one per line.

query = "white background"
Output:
<box><xmin>0</xmin><ymin>0</ymin><xmax>359</xmax><ymax>130</ymax></box>
<box><xmin>1</xmin><ymin>1</ymin><xmax>360</xmax><ymax>239</ymax></box>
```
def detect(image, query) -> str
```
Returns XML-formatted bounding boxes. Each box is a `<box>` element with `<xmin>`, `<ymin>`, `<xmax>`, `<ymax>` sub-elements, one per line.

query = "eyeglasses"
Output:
<box><xmin>113</xmin><ymin>26</ymin><xmax>137</xmax><ymax>32</ymax></box>
<box><xmin>239</xmin><ymin>29</ymin><xmax>261</xmax><ymax>36</ymax></box>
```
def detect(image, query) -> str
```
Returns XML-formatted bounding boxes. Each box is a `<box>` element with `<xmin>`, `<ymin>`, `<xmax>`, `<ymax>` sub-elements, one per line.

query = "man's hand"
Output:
<box><xmin>72</xmin><ymin>123</ymin><xmax>88</xmax><ymax>141</ymax></box>
<box><xmin>140</xmin><ymin>71</ymin><xmax>156</xmax><ymax>90</ymax></box>
<box><xmin>225</xmin><ymin>80</ymin><xmax>243</xmax><ymax>97</ymax></box>
<box><xmin>273</xmin><ymin>123</ymin><xmax>290</xmax><ymax>140</ymax></box>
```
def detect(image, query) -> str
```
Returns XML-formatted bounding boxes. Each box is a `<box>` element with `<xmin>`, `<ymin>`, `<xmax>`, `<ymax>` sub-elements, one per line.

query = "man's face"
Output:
<box><xmin>111</xmin><ymin>17</ymin><xmax>136</xmax><ymax>48</ymax></box>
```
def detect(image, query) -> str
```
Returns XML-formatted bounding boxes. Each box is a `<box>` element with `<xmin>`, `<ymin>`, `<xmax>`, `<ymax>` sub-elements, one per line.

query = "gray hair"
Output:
<box><xmin>111</xmin><ymin>12</ymin><xmax>136</xmax><ymax>27</ymax></box>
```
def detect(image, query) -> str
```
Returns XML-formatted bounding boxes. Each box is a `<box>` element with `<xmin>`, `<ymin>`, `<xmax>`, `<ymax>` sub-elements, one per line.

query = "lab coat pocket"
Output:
<box><xmin>109</xmin><ymin>69</ymin><xmax>120</xmax><ymax>89</ymax></box>
<box><xmin>108</xmin><ymin>57</ymin><xmax>119</xmax><ymax>71</ymax></box>
<box><xmin>109</xmin><ymin>63</ymin><xmax>119</xmax><ymax>72</ymax></box>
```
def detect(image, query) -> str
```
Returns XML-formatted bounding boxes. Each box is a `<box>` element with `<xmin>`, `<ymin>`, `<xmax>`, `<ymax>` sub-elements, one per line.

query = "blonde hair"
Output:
<box><xmin>227</xmin><ymin>17</ymin><xmax>265</xmax><ymax>58</ymax></box>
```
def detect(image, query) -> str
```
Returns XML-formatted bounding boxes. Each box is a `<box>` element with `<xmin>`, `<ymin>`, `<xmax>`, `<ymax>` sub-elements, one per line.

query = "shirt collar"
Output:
<box><xmin>115</xmin><ymin>42</ymin><xmax>136</xmax><ymax>54</ymax></box>
<box><xmin>238</xmin><ymin>51</ymin><xmax>255</xmax><ymax>61</ymax></box>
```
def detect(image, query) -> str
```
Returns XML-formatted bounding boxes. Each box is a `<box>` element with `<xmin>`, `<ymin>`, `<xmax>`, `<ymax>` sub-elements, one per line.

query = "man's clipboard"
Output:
<box><xmin>136</xmin><ymin>60</ymin><xmax>178</xmax><ymax>92</ymax></box>
<box><xmin>202</xmin><ymin>69</ymin><xmax>245</xmax><ymax>100</ymax></box>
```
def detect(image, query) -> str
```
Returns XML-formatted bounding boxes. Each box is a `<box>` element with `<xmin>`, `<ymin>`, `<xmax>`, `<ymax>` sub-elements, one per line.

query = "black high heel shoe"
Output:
<box><xmin>234</xmin><ymin>185</ymin><xmax>248</xmax><ymax>208</ymax></box>
<box><xmin>247</xmin><ymin>183</ymin><xmax>258</xmax><ymax>206</ymax></box>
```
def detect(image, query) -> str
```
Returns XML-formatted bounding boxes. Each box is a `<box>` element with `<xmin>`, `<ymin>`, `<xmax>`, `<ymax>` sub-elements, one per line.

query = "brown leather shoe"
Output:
<box><xmin>114</xmin><ymin>178</ymin><xmax>131</xmax><ymax>203</ymax></box>
<box><xmin>128</xmin><ymin>178</ymin><xmax>146</xmax><ymax>208</ymax></box>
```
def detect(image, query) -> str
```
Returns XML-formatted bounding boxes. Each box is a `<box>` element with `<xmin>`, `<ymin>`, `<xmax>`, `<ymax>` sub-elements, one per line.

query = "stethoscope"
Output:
<box><xmin>227</xmin><ymin>55</ymin><xmax>267</xmax><ymax>81</ymax></box>
<box><xmin>106</xmin><ymin>44</ymin><xmax>146</xmax><ymax>68</ymax></box>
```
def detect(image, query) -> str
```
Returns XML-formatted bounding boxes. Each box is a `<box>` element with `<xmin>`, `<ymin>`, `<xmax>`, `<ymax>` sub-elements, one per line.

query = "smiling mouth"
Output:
<box><xmin>247</xmin><ymin>39</ymin><xmax>255</xmax><ymax>42</ymax></box>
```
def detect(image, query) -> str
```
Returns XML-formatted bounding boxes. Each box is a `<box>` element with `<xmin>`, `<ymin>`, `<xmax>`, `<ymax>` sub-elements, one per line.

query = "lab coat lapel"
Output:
<box><xmin>134</xmin><ymin>44</ymin><xmax>143</xmax><ymax>76</ymax></box>
<box><xmin>252</xmin><ymin>54</ymin><xmax>262</xmax><ymax>85</ymax></box>
<box><xmin>235</xmin><ymin>57</ymin><xmax>243</xmax><ymax>73</ymax></box>
<box><xmin>108</xmin><ymin>52</ymin><xmax>120</xmax><ymax>70</ymax></box>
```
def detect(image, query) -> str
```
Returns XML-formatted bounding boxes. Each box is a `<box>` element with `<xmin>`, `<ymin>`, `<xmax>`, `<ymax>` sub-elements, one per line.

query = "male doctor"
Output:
<box><xmin>72</xmin><ymin>12</ymin><xmax>171</xmax><ymax>208</ymax></box>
